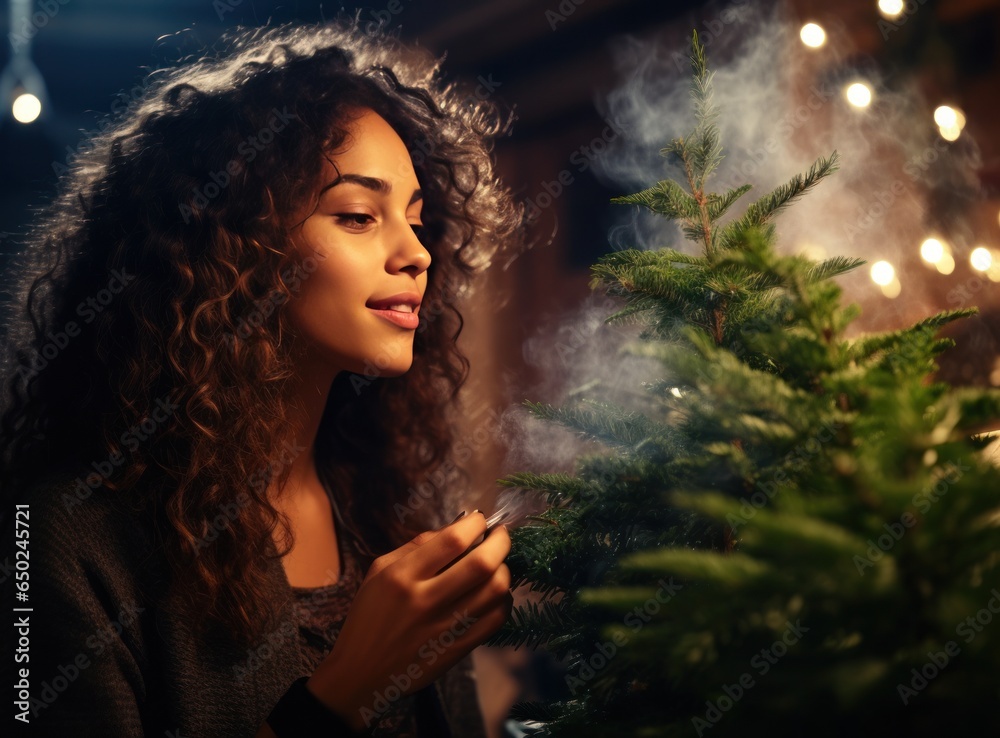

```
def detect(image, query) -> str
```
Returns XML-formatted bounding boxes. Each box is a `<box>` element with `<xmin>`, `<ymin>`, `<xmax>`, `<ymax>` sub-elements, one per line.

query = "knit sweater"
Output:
<box><xmin>3</xmin><ymin>473</ymin><xmax>488</xmax><ymax>737</ymax></box>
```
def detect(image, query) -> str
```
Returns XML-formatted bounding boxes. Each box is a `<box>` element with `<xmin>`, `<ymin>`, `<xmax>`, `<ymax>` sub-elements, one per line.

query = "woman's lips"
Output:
<box><xmin>368</xmin><ymin>306</ymin><xmax>420</xmax><ymax>329</ymax></box>
<box><xmin>366</xmin><ymin>292</ymin><xmax>421</xmax><ymax>330</ymax></box>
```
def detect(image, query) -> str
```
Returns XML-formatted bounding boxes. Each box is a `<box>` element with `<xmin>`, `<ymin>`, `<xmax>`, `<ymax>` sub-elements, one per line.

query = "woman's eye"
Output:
<box><xmin>411</xmin><ymin>223</ymin><xmax>427</xmax><ymax>239</ymax></box>
<box><xmin>334</xmin><ymin>213</ymin><xmax>375</xmax><ymax>230</ymax></box>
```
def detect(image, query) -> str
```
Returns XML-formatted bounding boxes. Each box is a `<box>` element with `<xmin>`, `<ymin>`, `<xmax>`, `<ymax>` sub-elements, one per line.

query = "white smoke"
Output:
<box><xmin>494</xmin><ymin>0</ymin><xmax>984</xmax><ymax>488</ymax></box>
<box><xmin>593</xmin><ymin>0</ymin><xmax>981</xmax><ymax>326</ymax></box>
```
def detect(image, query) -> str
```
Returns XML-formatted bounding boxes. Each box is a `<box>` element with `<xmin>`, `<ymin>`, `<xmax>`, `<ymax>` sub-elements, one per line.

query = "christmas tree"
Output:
<box><xmin>490</xmin><ymin>31</ymin><xmax>1000</xmax><ymax>736</ymax></box>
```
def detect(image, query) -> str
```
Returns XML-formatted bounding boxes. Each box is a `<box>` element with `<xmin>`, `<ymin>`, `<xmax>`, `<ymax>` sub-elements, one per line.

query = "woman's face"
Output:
<box><xmin>285</xmin><ymin>107</ymin><xmax>431</xmax><ymax>380</ymax></box>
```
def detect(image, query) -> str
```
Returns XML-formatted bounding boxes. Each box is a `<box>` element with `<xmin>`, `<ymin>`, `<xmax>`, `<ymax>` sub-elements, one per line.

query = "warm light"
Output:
<box><xmin>934</xmin><ymin>106</ymin><xmax>958</xmax><ymax>128</ymax></box>
<box><xmin>970</xmin><ymin>247</ymin><xmax>993</xmax><ymax>272</ymax></box>
<box><xmin>878</xmin><ymin>0</ymin><xmax>905</xmax><ymax>18</ymax></box>
<box><xmin>939</xmin><ymin>125</ymin><xmax>962</xmax><ymax>142</ymax></box>
<box><xmin>870</xmin><ymin>260</ymin><xmax>895</xmax><ymax>286</ymax></box>
<box><xmin>935</xmin><ymin>252</ymin><xmax>956</xmax><ymax>275</ymax></box>
<box><xmin>670</xmin><ymin>387</ymin><xmax>683</xmax><ymax>398</ymax></box>
<box><xmin>920</xmin><ymin>238</ymin><xmax>945</xmax><ymax>264</ymax></box>
<box><xmin>846</xmin><ymin>82</ymin><xmax>873</xmax><ymax>108</ymax></box>
<box><xmin>800</xmin><ymin>23</ymin><xmax>827</xmax><ymax>48</ymax></box>
<box><xmin>935</xmin><ymin>106</ymin><xmax>966</xmax><ymax>141</ymax></box>
<box><xmin>12</xmin><ymin>93</ymin><xmax>41</xmax><ymax>124</ymax></box>
<box><xmin>880</xmin><ymin>277</ymin><xmax>901</xmax><ymax>299</ymax></box>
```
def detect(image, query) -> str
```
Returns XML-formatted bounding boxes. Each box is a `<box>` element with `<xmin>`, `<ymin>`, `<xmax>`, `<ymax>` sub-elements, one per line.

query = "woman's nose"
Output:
<box><xmin>391</xmin><ymin>222</ymin><xmax>432</xmax><ymax>274</ymax></box>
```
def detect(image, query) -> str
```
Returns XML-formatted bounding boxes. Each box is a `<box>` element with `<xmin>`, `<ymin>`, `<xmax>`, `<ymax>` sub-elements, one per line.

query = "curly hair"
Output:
<box><xmin>0</xmin><ymin>20</ymin><xmax>521</xmax><ymax>648</ymax></box>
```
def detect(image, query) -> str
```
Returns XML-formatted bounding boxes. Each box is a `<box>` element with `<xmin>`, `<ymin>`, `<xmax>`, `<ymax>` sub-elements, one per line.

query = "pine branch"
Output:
<box><xmin>807</xmin><ymin>256</ymin><xmax>866</xmax><ymax>283</ymax></box>
<box><xmin>521</xmin><ymin>399</ymin><xmax>672</xmax><ymax>451</ymax></box>
<box><xmin>497</xmin><ymin>471</ymin><xmax>596</xmax><ymax>506</ymax></box>
<box><xmin>718</xmin><ymin>153</ymin><xmax>840</xmax><ymax>251</ymax></box>
<box><xmin>707</xmin><ymin>184</ymin><xmax>753</xmax><ymax>221</ymax></box>
<box><xmin>486</xmin><ymin>598</ymin><xmax>578</xmax><ymax>650</ymax></box>
<box><xmin>609</xmin><ymin>179</ymin><xmax>699</xmax><ymax>220</ymax></box>
<box><xmin>846</xmin><ymin>309</ymin><xmax>977</xmax><ymax>364</ymax></box>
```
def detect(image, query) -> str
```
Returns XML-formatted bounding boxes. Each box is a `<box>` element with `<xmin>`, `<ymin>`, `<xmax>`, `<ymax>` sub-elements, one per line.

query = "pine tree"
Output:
<box><xmin>489</xmin><ymin>31</ymin><xmax>1000</xmax><ymax>736</ymax></box>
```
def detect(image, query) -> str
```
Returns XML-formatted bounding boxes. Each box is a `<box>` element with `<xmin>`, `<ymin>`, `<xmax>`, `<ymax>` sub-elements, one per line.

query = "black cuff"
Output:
<box><xmin>267</xmin><ymin>676</ymin><xmax>372</xmax><ymax>737</ymax></box>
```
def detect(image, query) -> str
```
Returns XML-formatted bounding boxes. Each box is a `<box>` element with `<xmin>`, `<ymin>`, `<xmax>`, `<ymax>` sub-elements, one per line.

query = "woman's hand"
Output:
<box><xmin>305</xmin><ymin>512</ymin><xmax>512</xmax><ymax>732</ymax></box>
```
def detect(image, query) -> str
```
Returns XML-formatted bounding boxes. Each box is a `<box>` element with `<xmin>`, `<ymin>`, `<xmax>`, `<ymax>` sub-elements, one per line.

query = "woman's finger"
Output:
<box><xmin>429</xmin><ymin>524</ymin><xmax>511</xmax><ymax>596</ymax></box>
<box><xmin>400</xmin><ymin>511</ymin><xmax>489</xmax><ymax>579</ymax></box>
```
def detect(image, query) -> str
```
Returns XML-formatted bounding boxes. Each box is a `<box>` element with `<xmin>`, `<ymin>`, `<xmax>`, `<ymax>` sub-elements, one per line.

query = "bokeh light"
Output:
<box><xmin>934</xmin><ymin>105</ymin><xmax>966</xmax><ymax>141</ymax></box>
<box><xmin>970</xmin><ymin>247</ymin><xmax>993</xmax><ymax>272</ymax></box>
<box><xmin>800</xmin><ymin>23</ymin><xmax>827</xmax><ymax>49</ymax></box>
<box><xmin>878</xmin><ymin>0</ymin><xmax>905</xmax><ymax>19</ymax></box>
<box><xmin>870</xmin><ymin>260</ymin><xmax>895</xmax><ymax>286</ymax></box>
<box><xmin>936</xmin><ymin>252</ymin><xmax>956</xmax><ymax>275</ymax></box>
<box><xmin>880</xmin><ymin>278</ymin><xmax>901</xmax><ymax>299</ymax></box>
<box><xmin>846</xmin><ymin>82</ymin><xmax>873</xmax><ymax>108</ymax></box>
<box><xmin>12</xmin><ymin>93</ymin><xmax>41</xmax><ymax>124</ymax></box>
<box><xmin>920</xmin><ymin>238</ymin><xmax>945</xmax><ymax>264</ymax></box>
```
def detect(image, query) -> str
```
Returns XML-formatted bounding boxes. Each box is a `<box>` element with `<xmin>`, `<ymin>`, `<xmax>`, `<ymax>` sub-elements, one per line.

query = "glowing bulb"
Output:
<box><xmin>12</xmin><ymin>93</ymin><xmax>41</xmax><ymax>124</ymax></box>
<box><xmin>936</xmin><ymin>252</ymin><xmax>955</xmax><ymax>275</ymax></box>
<box><xmin>934</xmin><ymin>106</ymin><xmax>958</xmax><ymax>128</ymax></box>
<box><xmin>939</xmin><ymin>125</ymin><xmax>962</xmax><ymax>142</ymax></box>
<box><xmin>846</xmin><ymin>83</ymin><xmax>873</xmax><ymax>108</ymax></box>
<box><xmin>878</xmin><ymin>0</ymin><xmax>905</xmax><ymax>18</ymax></box>
<box><xmin>934</xmin><ymin>106</ymin><xmax>966</xmax><ymax>141</ymax></box>
<box><xmin>920</xmin><ymin>238</ymin><xmax>945</xmax><ymax>264</ymax></box>
<box><xmin>880</xmin><ymin>277</ymin><xmax>901</xmax><ymax>299</ymax></box>
<box><xmin>870</xmin><ymin>260</ymin><xmax>895</xmax><ymax>286</ymax></box>
<box><xmin>800</xmin><ymin>23</ymin><xmax>827</xmax><ymax>48</ymax></box>
<box><xmin>970</xmin><ymin>247</ymin><xmax>993</xmax><ymax>272</ymax></box>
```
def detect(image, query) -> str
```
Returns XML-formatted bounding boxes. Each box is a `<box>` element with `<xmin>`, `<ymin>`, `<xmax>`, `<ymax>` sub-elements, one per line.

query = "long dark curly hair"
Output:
<box><xmin>0</xmin><ymin>20</ymin><xmax>521</xmax><ymax>648</ymax></box>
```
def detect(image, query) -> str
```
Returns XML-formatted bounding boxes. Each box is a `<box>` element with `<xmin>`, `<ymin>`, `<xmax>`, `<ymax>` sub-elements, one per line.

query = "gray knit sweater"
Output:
<box><xmin>3</xmin><ymin>474</ymin><xmax>488</xmax><ymax>737</ymax></box>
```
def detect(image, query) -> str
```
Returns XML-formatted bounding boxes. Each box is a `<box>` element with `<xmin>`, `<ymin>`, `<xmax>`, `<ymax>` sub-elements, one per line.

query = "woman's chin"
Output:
<box><xmin>346</xmin><ymin>354</ymin><xmax>414</xmax><ymax>380</ymax></box>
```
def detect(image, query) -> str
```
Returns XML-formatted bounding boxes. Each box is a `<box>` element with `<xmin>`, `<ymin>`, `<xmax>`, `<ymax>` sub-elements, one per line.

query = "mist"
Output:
<box><xmin>494</xmin><ymin>0</ymin><xmax>983</xmax><ymax>490</ymax></box>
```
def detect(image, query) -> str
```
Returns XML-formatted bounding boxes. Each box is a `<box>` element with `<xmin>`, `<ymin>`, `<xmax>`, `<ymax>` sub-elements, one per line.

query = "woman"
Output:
<box><xmin>0</xmin><ymin>18</ymin><xmax>522</xmax><ymax>737</ymax></box>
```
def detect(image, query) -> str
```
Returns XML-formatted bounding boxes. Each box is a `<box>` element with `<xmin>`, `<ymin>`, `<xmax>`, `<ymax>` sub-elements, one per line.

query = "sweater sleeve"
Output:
<box><xmin>3</xmin><ymin>479</ymin><xmax>149</xmax><ymax>737</ymax></box>
<box><xmin>436</xmin><ymin>651</ymin><xmax>489</xmax><ymax>738</ymax></box>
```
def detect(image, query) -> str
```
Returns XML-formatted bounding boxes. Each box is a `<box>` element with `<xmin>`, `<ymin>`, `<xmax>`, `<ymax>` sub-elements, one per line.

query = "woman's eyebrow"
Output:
<box><xmin>320</xmin><ymin>173</ymin><xmax>423</xmax><ymax>204</ymax></box>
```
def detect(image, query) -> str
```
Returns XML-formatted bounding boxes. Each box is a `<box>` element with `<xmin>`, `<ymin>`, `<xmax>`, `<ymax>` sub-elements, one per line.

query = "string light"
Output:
<box><xmin>800</xmin><ymin>23</ymin><xmax>827</xmax><ymax>48</ymax></box>
<box><xmin>878</xmin><ymin>0</ymin><xmax>905</xmax><ymax>19</ymax></box>
<box><xmin>11</xmin><ymin>92</ymin><xmax>41</xmax><ymax>124</ymax></box>
<box><xmin>936</xmin><ymin>252</ymin><xmax>956</xmax><ymax>275</ymax></box>
<box><xmin>934</xmin><ymin>105</ymin><xmax>966</xmax><ymax>141</ymax></box>
<box><xmin>880</xmin><ymin>278</ymin><xmax>901</xmax><ymax>299</ymax></box>
<box><xmin>970</xmin><ymin>247</ymin><xmax>993</xmax><ymax>272</ymax></box>
<box><xmin>920</xmin><ymin>238</ymin><xmax>945</xmax><ymax>264</ymax></box>
<box><xmin>846</xmin><ymin>82</ymin><xmax>873</xmax><ymax>108</ymax></box>
<box><xmin>871</xmin><ymin>259</ymin><xmax>901</xmax><ymax>299</ymax></box>
<box><xmin>870</xmin><ymin>260</ymin><xmax>895</xmax><ymax>285</ymax></box>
